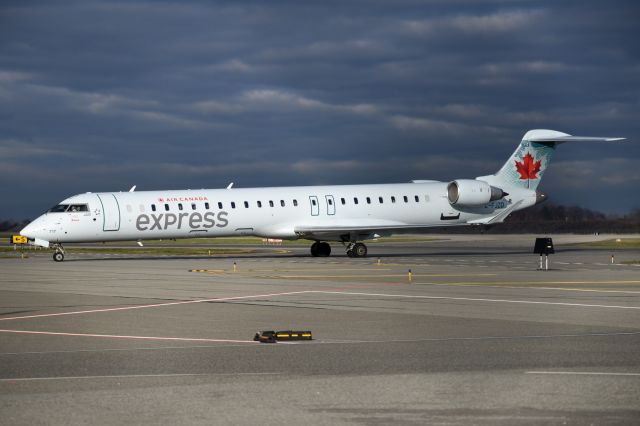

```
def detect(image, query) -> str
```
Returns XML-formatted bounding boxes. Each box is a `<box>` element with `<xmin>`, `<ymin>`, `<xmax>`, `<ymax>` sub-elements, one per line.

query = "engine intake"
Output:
<box><xmin>447</xmin><ymin>180</ymin><xmax>507</xmax><ymax>207</ymax></box>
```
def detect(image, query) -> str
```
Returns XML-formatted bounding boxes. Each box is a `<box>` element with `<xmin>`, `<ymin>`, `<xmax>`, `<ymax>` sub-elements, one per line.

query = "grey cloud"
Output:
<box><xmin>0</xmin><ymin>0</ymin><xmax>638</xmax><ymax>219</ymax></box>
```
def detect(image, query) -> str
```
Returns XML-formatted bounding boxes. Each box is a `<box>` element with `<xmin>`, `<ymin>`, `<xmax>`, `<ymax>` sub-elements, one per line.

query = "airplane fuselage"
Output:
<box><xmin>23</xmin><ymin>182</ymin><xmax>535</xmax><ymax>244</ymax></box>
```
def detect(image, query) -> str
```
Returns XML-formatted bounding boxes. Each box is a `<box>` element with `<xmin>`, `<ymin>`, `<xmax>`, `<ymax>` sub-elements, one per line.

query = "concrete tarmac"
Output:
<box><xmin>1</xmin><ymin>235</ymin><xmax>639</xmax><ymax>425</ymax></box>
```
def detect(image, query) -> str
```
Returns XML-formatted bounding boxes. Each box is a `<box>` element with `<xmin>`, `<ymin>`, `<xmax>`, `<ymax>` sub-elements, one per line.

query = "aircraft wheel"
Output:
<box><xmin>346</xmin><ymin>249</ymin><xmax>355</xmax><ymax>258</ymax></box>
<box><xmin>317</xmin><ymin>242</ymin><xmax>331</xmax><ymax>257</ymax></box>
<box><xmin>53</xmin><ymin>252</ymin><xmax>64</xmax><ymax>262</ymax></box>
<box><xmin>353</xmin><ymin>243</ymin><xmax>367</xmax><ymax>258</ymax></box>
<box><xmin>310</xmin><ymin>242</ymin><xmax>319</xmax><ymax>257</ymax></box>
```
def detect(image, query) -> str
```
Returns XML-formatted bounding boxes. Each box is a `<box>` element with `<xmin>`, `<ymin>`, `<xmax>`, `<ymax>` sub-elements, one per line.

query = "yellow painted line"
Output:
<box><xmin>247</xmin><ymin>268</ymin><xmax>394</xmax><ymax>272</ymax></box>
<box><xmin>412</xmin><ymin>280</ymin><xmax>640</xmax><ymax>286</ymax></box>
<box><xmin>276</xmin><ymin>274</ymin><xmax>497</xmax><ymax>279</ymax></box>
<box><xmin>419</xmin><ymin>282</ymin><xmax>640</xmax><ymax>294</ymax></box>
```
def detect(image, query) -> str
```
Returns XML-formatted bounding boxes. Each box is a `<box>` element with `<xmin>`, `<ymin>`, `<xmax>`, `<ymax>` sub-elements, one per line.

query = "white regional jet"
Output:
<box><xmin>20</xmin><ymin>129</ymin><xmax>624</xmax><ymax>262</ymax></box>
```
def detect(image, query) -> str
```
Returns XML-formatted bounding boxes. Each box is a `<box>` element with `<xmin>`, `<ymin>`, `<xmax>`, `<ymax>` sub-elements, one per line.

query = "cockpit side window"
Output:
<box><xmin>48</xmin><ymin>204</ymin><xmax>69</xmax><ymax>213</ymax></box>
<box><xmin>68</xmin><ymin>204</ymin><xmax>89</xmax><ymax>212</ymax></box>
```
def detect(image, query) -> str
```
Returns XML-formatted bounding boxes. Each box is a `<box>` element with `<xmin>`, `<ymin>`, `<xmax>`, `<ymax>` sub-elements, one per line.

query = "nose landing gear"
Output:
<box><xmin>52</xmin><ymin>244</ymin><xmax>65</xmax><ymax>262</ymax></box>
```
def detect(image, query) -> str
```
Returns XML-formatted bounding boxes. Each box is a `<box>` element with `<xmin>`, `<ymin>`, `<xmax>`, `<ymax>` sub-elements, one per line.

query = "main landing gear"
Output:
<box><xmin>346</xmin><ymin>242</ymin><xmax>367</xmax><ymax>258</ymax></box>
<box><xmin>309</xmin><ymin>241</ymin><xmax>368</xmax><ymax>258</ymax></box>
<box><xmin>310</xmin><ymin>241</ymin><xmax>331</xmax><ymax>257</ymax></box>
<box><xmin>52</xmin><ymin>244</ymin><xmax>65</xmax><ymax>262</ymax></box>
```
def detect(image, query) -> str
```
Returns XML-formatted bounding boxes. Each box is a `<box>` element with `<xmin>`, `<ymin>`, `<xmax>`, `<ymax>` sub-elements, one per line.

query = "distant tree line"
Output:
<box><xmin>428</xmin><ymin>203</ymin><xmax>640</xmax><ymax>234</ymax></box>
<box><xmin>1</xmin><ymin>204</ymin><xmax>639</xmax><ymax>234</ymax></box>
<box><xmin>0</xmin><ymin>220</ymin><xmax>30</xmax><ymax>233</ymax></box>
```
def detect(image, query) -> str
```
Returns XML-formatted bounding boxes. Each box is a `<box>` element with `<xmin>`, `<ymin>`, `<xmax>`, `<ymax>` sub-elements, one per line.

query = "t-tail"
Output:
<box><xmin>478</xmin><ymin>129</ymin><xmax>625</xmax><ymax>193</ymax></box>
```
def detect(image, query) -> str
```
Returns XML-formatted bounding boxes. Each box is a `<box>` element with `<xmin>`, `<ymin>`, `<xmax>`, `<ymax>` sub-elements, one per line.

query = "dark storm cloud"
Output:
<box><xmin>1</xmin><ymin>0</ymin><xmax>638</xmax><ymax>218</ymax></box>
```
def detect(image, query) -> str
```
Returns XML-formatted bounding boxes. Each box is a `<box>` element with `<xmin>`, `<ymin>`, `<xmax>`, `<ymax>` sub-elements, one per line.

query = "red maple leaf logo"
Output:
<box><xmin>158</xmin><ymin>197</ymin><xmax>164</xmax><ymax>202</ymax></box>
<box><xmin>515</xmin><ymin>152</ymin><xmax>541</xmax><ymax>180</ymax></box>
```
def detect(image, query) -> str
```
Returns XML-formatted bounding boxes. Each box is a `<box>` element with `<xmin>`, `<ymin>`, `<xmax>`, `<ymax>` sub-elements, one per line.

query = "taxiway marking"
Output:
<box><xmin>526</xmin><ymin>371</ymin><xmax>640</xmax><ymax>377</ymax></box>
<box><xmin>0</xmin><ymin>328</ymin><xmax>259</xmax><ymax>344</ymax></box>
<box><xmin>313</xmin><ymin>290</ymin><xmax>640</xmax><ymax>310</ymax></box>
<box><xmin>0</xmin><ymin>372</ymin><xmax>281</xmax><ymax>382</ymax></box>
<box><xmin>0</xmin><ymin>290</ymin><xmax>313</xmax><ymax>322</ymax></box>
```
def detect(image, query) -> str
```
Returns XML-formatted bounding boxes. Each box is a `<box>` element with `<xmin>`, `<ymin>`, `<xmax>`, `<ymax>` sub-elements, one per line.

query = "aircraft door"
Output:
<box><xmin>309</xmin><ymin>196</ymin><xmax>319</xmax><ymax>216</ymax></box>
<box><xmin>97</xmin><ymin>193</ymin><xmax>121</xmax><ymax>231</ymax></box>
<box><xmin>325</xmin><ymin>195</ymin><xmax>335</xmax><ymax>215</ymax></box>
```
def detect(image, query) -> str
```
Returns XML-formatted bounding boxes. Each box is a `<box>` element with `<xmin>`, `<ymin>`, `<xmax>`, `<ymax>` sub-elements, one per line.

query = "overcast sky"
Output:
<box><xmin>1</xmin><ymin>0</ymin><xmax>638</xmax><ymax>219</ymax></box>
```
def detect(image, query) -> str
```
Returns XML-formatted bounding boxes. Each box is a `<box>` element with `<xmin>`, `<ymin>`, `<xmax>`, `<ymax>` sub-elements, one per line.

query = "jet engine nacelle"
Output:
<box><xmin>447</xmin><ymin>179</ymin><xmax>507</xmax><ymax>207</ymax></box>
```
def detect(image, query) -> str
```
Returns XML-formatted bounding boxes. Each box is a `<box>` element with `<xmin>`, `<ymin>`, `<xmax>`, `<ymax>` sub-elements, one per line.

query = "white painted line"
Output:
<box><xmin>312</xmin><ymin>331</ymin><xmax>640</xmax><ymax>345</ymax></box>
<box><xmin>0</xmin><ymin>372</ymin><xmax>282</xmax><ymax>382</ymax></box>
<box><xmin>0</xmin><ymin>345</ymin><xmax>257</xmax><ymax>356</ymax></box>
<box><xmin>0</xmin><ymin>329</ymin><xmax>259</xmax><ymax>344</ymax></box>
<box><xmin>312</xmin><ymin>290</ymin><xmax>640</xmax><ymax>310</ymax></box>
<box><xmin>526</xmin><ymin>371</ymin><xmax>640</xmax><ymax>377</ymax></box>
<box><xmin>0</xmin><ymin>290</ymin><xmax>313</xmax><ymax>322</ymax></box>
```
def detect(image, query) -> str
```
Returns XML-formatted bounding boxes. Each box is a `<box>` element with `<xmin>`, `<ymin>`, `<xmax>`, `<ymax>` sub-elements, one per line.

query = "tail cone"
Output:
<box><xmin>535</xmin><ymin>191</ymin><xmax>548</xmax><ymax>204</ymax></box>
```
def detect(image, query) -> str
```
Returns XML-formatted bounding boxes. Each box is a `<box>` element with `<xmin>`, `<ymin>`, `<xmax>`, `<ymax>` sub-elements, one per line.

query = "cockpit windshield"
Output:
<box><xmin>48</xmin><ymin>204</ymin><xmax>69</xmax><ymax>213</ymax></box>
<box><xmin>48</xmin><ymin>204</ymin><xmax>89</xmax><ymax>213</ymax></box>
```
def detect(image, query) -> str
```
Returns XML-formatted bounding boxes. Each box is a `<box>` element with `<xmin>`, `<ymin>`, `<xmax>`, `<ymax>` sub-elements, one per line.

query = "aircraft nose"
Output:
<box><xmin>20</xmin><ymin>215</ymin><xmax>49</xmax><ymax>240</ymax></box>
<box><xmin>20</xmin><ymin>222</ymin><xmax>36</xmax><ymax>239</ymax></box>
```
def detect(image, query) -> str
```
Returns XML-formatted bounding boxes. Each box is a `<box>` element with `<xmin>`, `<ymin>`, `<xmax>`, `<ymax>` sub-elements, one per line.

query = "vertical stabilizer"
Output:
<box><xmin>491</xmin><ymin>129</ymin><xmax>564</xmax><ymax>190</ymax></box>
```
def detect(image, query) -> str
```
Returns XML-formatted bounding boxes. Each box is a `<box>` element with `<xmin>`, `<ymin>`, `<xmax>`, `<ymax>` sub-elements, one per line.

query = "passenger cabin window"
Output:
<box><xmin>192</xmin><ymin>203</ymin><xmax>197</xmax><ymax>210</ymax></box>
<box><xmin>378</xmin><ymin>197</ymin><xmax>383</xmax><ymax>204</ymax></box>
<box><xmin>414</xmin><ymin>195</ymin><xmax>419</xmax><ymax>202</ymax></box>
<box><xmin>178</xmin><ymin>203</ymin><xmax>183</xmax><ymax>211</ymax></box>
<box><xmin>341</xmin><ymin>198</ymin><xmax>345</xmax><ymax>205</ymax></box>
<box><xmin>269</xmin><ymin>200</ymin><xmax>274</xmax><ymax>207</ymax></box>
<box><xmin>366</xmin><ymin>197</ymin><xmax>371</xmax><ymax>204</ymax></box>
<box><xmin>231</xmin><ymin>202</ymin><xmax>236</xmax><ymax>209</ymax></box>
<box><xmin>205</xmin><ymin>202</ymin><xmax>210</xmax><ymax>209</ymax></box>
<box><xmin>293</xmin><ymin>199</ymin><xmax>298</xmax><ymax>207</ymax></box>
<box><xmin>151</xmin><ymin>204</ymin><xmax>156</xmax><ymax>212</ymax></box>
<box><xmin>244</xmin><ymin>201</ymin><xmax>249</xmax><ymax>208</ymax></box>
<box><xmin>403</xmin><ymin>196</ymin><xmax>408</xmax><ymax>203</ymax></box>
<box><xmin>354</xmin><ymin>197</ymin><xmax>359</xmax><ymax>204</ymax></box>
<box><xmin>164</xmin><ymin>204</ymin><xmax>170</xmax><ymax>211</ymax></box>
<box><xmin>327</xmin><ymin>199</ymin><xmax>333</xmax><ymax>206</ymax></box>
<box><xmin>280</xmin><ymin>200</ymin><xmax>285</xmax><ymax>207</ymax></box>
<box><xmin>391</xmin><ymin>196</ymin><xmax>396</xmax><ymax>203</ymax></box>
<box><xmin>257</xmin><ymin>201</ymin><xmax>262</xmax><ymax>208</ymax></box>
<box><xmin>218</xmin><ymin>202</ymin><xmax>223</xmax><ymax>209</ymax></box>
<box><xmin>311</xmin><ymin>199</ymin><xmax>317</xmax><ymax>206</ymax></box>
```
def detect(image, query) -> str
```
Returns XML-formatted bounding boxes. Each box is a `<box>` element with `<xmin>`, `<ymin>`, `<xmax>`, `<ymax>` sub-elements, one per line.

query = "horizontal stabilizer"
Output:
<box><xmin>524</xmin><ymin>129</ymin><xmax>625</xmax><ymax>144</ymax></box>
<box><xmin>530</xmin><ymin>136</ymin><xmax>625</xmax><ymax>143</ymax></box>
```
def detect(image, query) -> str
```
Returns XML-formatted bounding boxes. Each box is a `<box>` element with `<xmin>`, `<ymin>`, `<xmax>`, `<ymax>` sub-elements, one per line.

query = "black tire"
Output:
<box><xmin>53</xmin><ymin>252</ymin><xmax>64</xmax><ymax>262</ymax></box>
<box><xmin>310</xmin><ymin>242</ymin><xmax>319</xmax><ymax>257</ymax></box>
<box><xmin>353</xmin><ymin>243</ymin><xmax>367</xmax><ymax>258</ymax></box>
<box><xmin>317</xmin><ymin>242</ymin><xmax>331</xmax><ymax>257</ymax></box>
<box><xmin>346</xmin><ymin>250</ymin><xmax>354</xmax><ymax>258</ymax></box>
